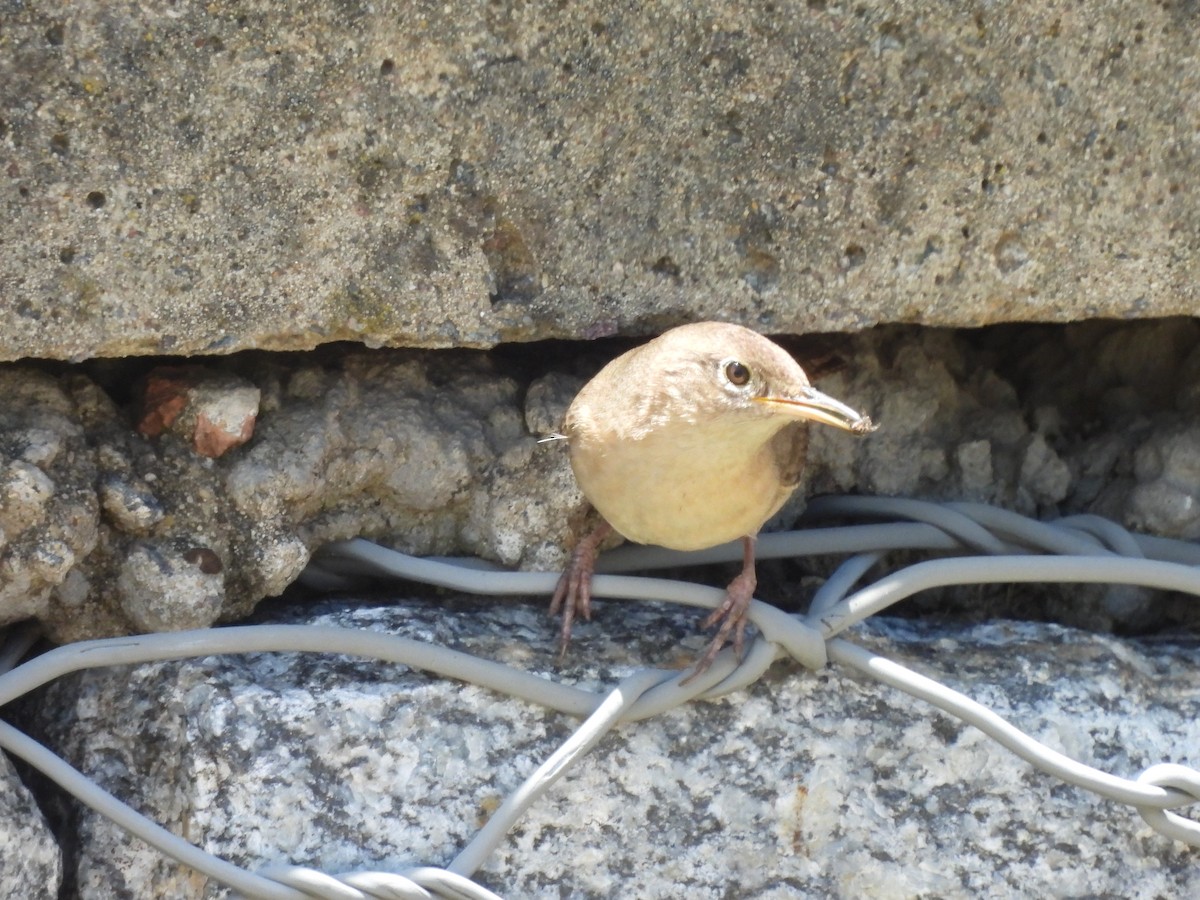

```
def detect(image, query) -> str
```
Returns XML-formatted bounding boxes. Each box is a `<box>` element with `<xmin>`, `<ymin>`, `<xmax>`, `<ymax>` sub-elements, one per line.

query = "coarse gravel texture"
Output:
<box><xmin>3</xmin><ymin>319</ymin><xmax>1200</xmax><ymax>643</ymax></box>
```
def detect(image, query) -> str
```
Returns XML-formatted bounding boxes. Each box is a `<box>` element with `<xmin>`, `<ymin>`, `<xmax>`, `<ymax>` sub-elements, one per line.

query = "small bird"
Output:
<box><xmin>550</xmin><ymin>321</ymin><xmax>876</xmax><ymax>676</ymax></box>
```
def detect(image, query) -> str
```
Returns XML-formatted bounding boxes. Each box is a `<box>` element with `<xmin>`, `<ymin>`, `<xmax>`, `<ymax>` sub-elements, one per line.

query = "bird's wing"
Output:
<box><xmin>769</xmin><ymin>420</ymin><xmax>810</xmax><ymax>488</ymax></box>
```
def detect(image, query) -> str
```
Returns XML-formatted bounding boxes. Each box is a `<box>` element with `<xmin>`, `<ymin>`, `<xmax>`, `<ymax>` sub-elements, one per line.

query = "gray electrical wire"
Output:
<box><xmin>814</xmin><ymin>554</ymin><xmax>1200</xmax><ymax>640</ymax></box>
<box><xmin>0</xmin><ymin>719</ymin><xmax>312</xmax><ymax>900</ymax></box>
<box><xmin>1</xmin><ymin>497</ymin><xmax>1198</xmax><ymax>900</ymax></box>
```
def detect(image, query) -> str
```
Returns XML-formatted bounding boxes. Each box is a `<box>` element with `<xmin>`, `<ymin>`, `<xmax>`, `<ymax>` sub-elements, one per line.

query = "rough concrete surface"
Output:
<box><xmin>2</xmin><ymin>2</ymin><xmax>1198</xmax><ymax>362</ymax></box>
<box><xmin>21</xmin><ymin>599</ymin><xmax>1200</xmax><ymax>899</ymax></box>
<box><xmin>3</xmin><ymin>319</ymin><xmax>1200</xmax><ymax>644</ymax></box>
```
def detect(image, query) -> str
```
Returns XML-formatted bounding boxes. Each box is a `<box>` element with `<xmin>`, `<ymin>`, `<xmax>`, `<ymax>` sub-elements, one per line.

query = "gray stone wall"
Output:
<box><xmin>3</xmin><ymin>1</ymin><xmax>1197</xmax><ymax>361</ymax></box>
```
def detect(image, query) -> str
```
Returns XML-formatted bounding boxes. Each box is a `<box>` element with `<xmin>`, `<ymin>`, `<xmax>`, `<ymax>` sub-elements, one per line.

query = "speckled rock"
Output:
<box><xmin>0</xmin><ymin>752</ymin><xmax>62</xmax><ymax>896</ymax></box>
<box><xmin>2</xmin><ymin>2</ymin><xmax>1197</xmax><ymax>362</ymax></box>
<box><xmin>136</xmin><ymin>368</ymin><xmax>260</xmax><ymax>459</ymax></box>
<box><xmin>1126</xmin><ymin>423</ymin><xmax>1200</xmax><ymax>540</ymax></box>
<box><xmin>22</xmin><ymin>598</ymin><xmax>1200</xmax><ymax>899</ymax></box>
<box><xmin>801</xmin><ymin>328</ymin><xmax>1060</xmax><ymax>508</ymax></box>
<box><xmin>0</xmin><ymin>371</ymin><xmax>99</xmax><ymax>630</ymax></box>
<box><xmin>0</xmin><ymin>349</ymin><xmax>590</xmax><ymax>641</ymax></box>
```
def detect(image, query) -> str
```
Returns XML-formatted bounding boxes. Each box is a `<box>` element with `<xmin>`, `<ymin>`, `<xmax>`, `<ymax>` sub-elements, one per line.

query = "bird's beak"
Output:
<box><xmin>755</xmin><ymin>387</ymin><xmax>877</xmax><ymax>435</ymax></box>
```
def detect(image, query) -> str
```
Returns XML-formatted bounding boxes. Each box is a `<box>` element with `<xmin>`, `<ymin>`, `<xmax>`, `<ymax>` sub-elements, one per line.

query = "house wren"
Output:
<box><xmin>550</xmin><ymin>321</ymin><xmax>876</xmax><ymax>676</ymax></box>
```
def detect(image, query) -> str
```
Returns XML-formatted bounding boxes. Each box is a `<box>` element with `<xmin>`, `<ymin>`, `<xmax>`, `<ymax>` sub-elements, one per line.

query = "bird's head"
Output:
<box><xmin>649</xmin><ymin>322</ymin><xmax>877</xmax><ymax>436</ymax></box>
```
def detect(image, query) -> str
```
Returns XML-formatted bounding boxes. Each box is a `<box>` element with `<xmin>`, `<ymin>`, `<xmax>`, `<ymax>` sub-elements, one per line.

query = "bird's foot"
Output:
<box><xmin>683</xmin><ymin>566</ymin><xmax>756</xmax><ymax>684</ymax></box>
<box><xmin>550</xmin><ymin>521</ymin><xmax>613</xmax><ymax>659</ymax></box>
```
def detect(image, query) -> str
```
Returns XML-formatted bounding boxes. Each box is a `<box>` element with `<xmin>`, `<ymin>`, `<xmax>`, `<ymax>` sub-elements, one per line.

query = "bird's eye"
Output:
<box><xmin>724</xmin><ymin>360</ymin><xmax>751</xmax><ymax>386</ymax></box>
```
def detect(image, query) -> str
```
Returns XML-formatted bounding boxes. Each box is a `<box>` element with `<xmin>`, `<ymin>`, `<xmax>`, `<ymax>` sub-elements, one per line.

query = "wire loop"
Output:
<box><xmin>1136</xmin><ymin>765</ymin><xmax>1200</xmax><ymax>845</ymax></box>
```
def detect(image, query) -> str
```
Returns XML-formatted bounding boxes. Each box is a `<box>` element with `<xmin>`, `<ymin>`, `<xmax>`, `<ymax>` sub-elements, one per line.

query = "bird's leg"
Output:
<box><xmin>550</xmin><ymin>519</ymin><xmax>614</xmax><ymax>658</ymax></box>
<box><xmin>687</xmin><ymin>535</ymin><xmax>758</xmax><ymax>680</ymax></box>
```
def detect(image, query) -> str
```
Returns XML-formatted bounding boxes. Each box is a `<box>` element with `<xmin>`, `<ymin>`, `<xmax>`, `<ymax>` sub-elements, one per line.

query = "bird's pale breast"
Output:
<box><xmin>568</xmin><ymin>416</ymin><xmax>798</xmax><ymax>550</ymax></box>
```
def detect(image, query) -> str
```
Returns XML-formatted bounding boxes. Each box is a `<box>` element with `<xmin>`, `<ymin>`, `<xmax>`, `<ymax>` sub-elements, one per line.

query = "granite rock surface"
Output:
<box><xmin>21</xmin><ymin>598</ymin><xmax>1200</xmax><ymax>899</ymax></box>
<box><xmin>0</xmin><ymin>752</ymin><xmax>62</xmax><ymax>898</ymax></box>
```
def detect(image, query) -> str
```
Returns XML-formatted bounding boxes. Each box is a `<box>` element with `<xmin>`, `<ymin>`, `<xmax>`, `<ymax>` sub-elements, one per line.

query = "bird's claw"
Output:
<box><xmin>550</xmin><ymin>521</ymin><xmax>612</xmax><ymax>659</ymax></box>
<box><xmin>550</xmin><ymin>550</ymin><xmax>593</xmax><ymax>658</ymax></box>
<box><xmin>682</xmin><ymin>568</ymin><xmax>756</xmax><ymax>685</ymax></box>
